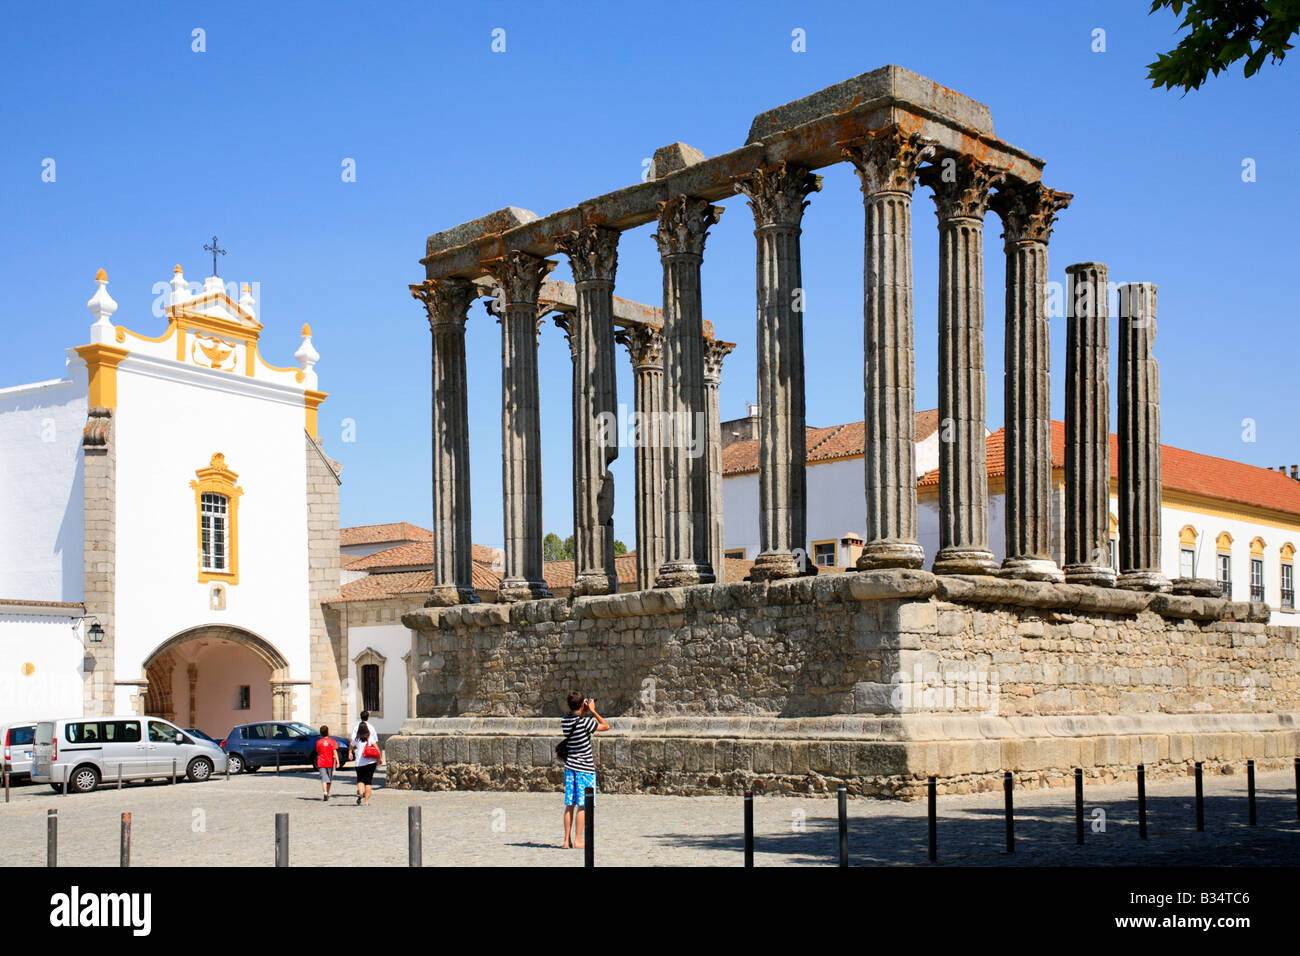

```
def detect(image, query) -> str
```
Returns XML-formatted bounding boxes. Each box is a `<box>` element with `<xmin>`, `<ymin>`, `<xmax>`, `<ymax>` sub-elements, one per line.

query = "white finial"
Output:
<box><xmin>295</xmin><ymin>323</ymin><xmax>319</xmax><ymax>370</ymax></box>
<box><xmin>239</xmin><ymin>282</ymin><xmax>256</xmax><ymax>320</ymax></box>
<box><xmin>170</xmin><ymin>264</ymin><xmax>191</xmax><ymax>306</ymax></box>
<box><xmin>87</xmin><ymin>269</ymin><xmax>117</xmax><ymax>342</ymax></box>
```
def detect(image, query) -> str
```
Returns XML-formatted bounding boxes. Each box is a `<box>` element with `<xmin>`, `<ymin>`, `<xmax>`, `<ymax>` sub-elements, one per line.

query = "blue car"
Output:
<box><xmin>220</xmin><ymin>721</ymin><xmax>351</xmax><ymax>774</ymax></box>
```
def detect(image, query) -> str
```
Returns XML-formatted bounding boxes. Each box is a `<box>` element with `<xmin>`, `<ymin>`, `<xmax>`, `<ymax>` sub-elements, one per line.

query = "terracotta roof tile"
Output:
<box><xmin>916</xmin><ymin>421</ymin><xmax>1300</xmax><ymax>516</ymax></box>
<box><xmin>339</xmin><ymin>522</ymin><xmax>432</xmax><ymax>547</ymax></box>
<box><xmin>723</xmin><ymin>411</ymin><xmax>940</xmax><ymax>476</ymax></box>
<box><xmin>345</xmin><ymin>541</ymin><xmax>502</xmax><ymax>571</ymax></box>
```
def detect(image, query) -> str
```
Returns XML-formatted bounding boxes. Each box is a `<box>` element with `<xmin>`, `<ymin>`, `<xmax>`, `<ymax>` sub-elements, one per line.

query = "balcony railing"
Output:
<box><xmin>1217</xmin><ymin>580</ymin><xmax>1233</xmax><ymax>598</ymax></box>
<box><xmin>1283</xmin><ymin>588</ymin><xmax>1295</xmax><ymax>610</ymax></box>
<box><xmin>1250</xmin><ymin>584</ymin><xmax>1265</xmax><ymax>602</ymax></box>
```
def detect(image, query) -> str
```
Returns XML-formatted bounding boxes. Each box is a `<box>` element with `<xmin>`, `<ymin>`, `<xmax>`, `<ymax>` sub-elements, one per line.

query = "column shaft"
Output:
<box><xmin>1064</xmin><ymin>262</ymin><xmax>1116</xmax><ymax>586</ymax></box>
<box><xmin>704</xmin><ymin>339</ymin><xmax>734</xmax><ymax>583</ymax></box>
<box><xmin>411</xmin><ymin>279</ymin><xmax>480</xmax><ymax>606</ymax></box>
<box><xmin>489</xmin><ymin>252</ymin><xmax>555</xmax><ymax>602</ymax></box>
<box><xmin>654</xmin><ymin>196</ymin><xmax>722</xmax><ymax>587</ymax></box>
<box><xmin>734</xmin><ymin>162</ymin><xmax>821</xmax><ymax>580</ymax></box>
<box><xmin>992</xmin><ymin>182</ymin><xmax>1072</xmax><ymax>581</ymax></box>
<box><xmin>844</xmin><ymin>127</ymin><xmax>932</xmax><ymax>569</ymax></box>
<box><xmin>556</xmin><ymin>225</ymin><xmax>621</xmax><ymax>596</ymax></box>
<box><xmin>1116</xmin><ymin>282</ymin><xmax>1170</xmax><ymax>591</ymax></box>
<box><xmin>621</xmin><ymin>327</ymin><xmax>666</xmax><ymax>590</ymax></box>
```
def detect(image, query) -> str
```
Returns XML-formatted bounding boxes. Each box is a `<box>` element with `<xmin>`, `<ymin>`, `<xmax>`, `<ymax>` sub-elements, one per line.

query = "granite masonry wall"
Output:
<box><xmin>386</xmin><ymin>570</ymin><xmax>1300</xmax><ymax>797</ymax></box>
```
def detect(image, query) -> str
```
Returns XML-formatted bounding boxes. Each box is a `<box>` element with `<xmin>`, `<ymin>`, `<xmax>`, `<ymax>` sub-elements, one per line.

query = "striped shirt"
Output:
<box><xmin>560</xmin><ymin>714</ymin><xmax>597</xmax><ymax>772</ymax></box>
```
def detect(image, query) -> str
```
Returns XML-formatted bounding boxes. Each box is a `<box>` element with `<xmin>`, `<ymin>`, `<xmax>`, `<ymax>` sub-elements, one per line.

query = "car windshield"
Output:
<box><xmin>289</xmin><ymin>723</ymin><xmax>316</xmax><ymax>736</ymax></box>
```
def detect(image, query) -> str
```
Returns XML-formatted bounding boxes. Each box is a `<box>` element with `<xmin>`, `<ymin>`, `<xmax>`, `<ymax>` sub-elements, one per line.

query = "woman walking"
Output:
<box><xmin>352</xmin><ymin>723</ymin><xmax>381</xmax><ymax>806</ymax></box>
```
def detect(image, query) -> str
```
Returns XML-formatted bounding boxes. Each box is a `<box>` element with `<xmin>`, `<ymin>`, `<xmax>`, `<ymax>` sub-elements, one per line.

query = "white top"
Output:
<box><xmin>352</xmin><ymin>733</ymin><xmax>379</xmax><ymax>767</ymax></box>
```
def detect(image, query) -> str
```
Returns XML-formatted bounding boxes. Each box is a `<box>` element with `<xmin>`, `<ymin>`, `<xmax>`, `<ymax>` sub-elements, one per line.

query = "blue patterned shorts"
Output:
<box><xmin>564</xmin><ymin>768</ymin><xmax>596</xmax><ymax>806</ymax></box>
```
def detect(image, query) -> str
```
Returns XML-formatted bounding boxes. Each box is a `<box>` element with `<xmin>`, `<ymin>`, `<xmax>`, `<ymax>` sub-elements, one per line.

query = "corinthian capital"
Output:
<box><xmin>410</xmin><ymin>277</ymin><xmax>476</xmax><ymax>331</ymax></box>
<box><xmin>555</xmin><ymin>224</ymin><xmax>620</xmax><ymax>284</ymax></box>
<box><xmin>617</xmin><ymin>325</ymin><xmax>664</xmax><ymax>370</ymax></box>
<box><xmin>485</xmin><ymin>251</ymin><xmax>556</xmax><ymax>309</ymax></box>
<box><xmin>654</xmin><ymin>195</ymin><xmax>723</xmax><ymax>258</ymax></box>
<box><xmin>920</xmin><ymin>155</ymin><xmax>1006</xmax><ymax>222</ymax></box>
<box><xmin>702</xmin><ymin>338</ymin><xmax>735</xmax><ymax>386</ymax></box>
<box><xmin>990</xmin><ymin>181</ymin><xmax>1074</xmax><ymax>246</ymax></box>
<box><xmin>842</xmin><ymin>124</ymin><xmax>935</xmax><ymax>197</ymax></box>
<box><xmin>733</xmin><ymin>162</ymin><xmax>822</xmax><ymax>229</ymax></box>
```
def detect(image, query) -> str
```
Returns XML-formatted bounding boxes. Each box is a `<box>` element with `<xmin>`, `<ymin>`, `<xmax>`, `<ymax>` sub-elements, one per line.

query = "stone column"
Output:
<box><xmin>991</xmin><ymin>181</ymin><xmax>1072</xmax><ymax>581</ymax></box>
<box><xmin>920</xmin><ymin>157</ymin><xmax>1003</xmax><ymax>574</ymax></box>
<box><xmin>654</xmin><ymin>195</ymin><xmax>723</xmax><ymax>588</ymax></box>
<box><xmin>619</xmin><ymin>326</ymin><xmax>666</xmax><ymax>591</ymax></box>
<box><xmin>410</xmin><ymin>279</ymin><xmax>481</xmax><ymax>606</ymax></box>
<box><xmin>1116</xmin><ymin>282</ymin><xmax>1171</xmax><ymax>592</ymax></box>
<box><xmin>1063</xmin><ymin>262</ymin><xmax>1116</xmax><ymax>586</ymax></box>
<box><xmin>488</xmin><ymin>251</ymin><xmax>556</xmax><ymax>602</ymax></box>
<box><xmin>82</xmin><ymin>407</ymin><xmax>115</xmax><ymax>717</ymax></box>
<box><xmin>843</xmin><ymin>126</ymin><xmax>933</xmax><ymax>570</ymax></box>
<box><xmin>555</xmin><ymin>225</ymin><xmax>621</xmax><ymax>596</ymax></box>
<box><xmin>733</xmin><ymin>161</ymin><xmax>822</xmax><ymax>580</ymax></box>
<box><xmin>703</xmin><ymin>337</ymin><xmax>735</xmax><ymax>583</ymax></box>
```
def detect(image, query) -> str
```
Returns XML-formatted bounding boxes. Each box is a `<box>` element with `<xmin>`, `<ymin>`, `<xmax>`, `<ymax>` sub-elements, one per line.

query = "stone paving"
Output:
<box><xmin>1</xmin><ymin>766</ymin><xmax>1297</xmax><ymax>867</ymax></box>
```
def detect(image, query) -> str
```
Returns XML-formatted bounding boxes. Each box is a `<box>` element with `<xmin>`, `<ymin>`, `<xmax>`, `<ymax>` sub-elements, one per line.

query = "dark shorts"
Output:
<box><xmin>356</xmin><ymin>762</ymin><xmax>376</xmax><ymax>785</ymax></box>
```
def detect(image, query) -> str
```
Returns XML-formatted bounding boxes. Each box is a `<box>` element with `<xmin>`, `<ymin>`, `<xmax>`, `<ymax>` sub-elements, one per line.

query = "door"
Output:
<box><xmin>241</xmin><ymin>723</ymin><xmax>274</xmax><ymax>766</ymax></box>
<box><xmin>144</xmin><ymin>719</ymin><xmax>184</xmax><ymax>774</ymax></box>
<box><xmin>270</xmin><ymin>723</ymin><xmax>312</xmax><ymax>765</ymax></box>
<box><xmin>99</xmin><ymin>720</ymin><xmax>147</xmax><ymax>780</ymax></box>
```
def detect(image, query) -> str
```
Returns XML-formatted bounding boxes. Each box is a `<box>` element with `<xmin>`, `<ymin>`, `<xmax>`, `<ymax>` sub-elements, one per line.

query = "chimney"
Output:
<box><xmin>1291</xmin><ymin>465</ymin><xmax>1298</xmax><ymax>480</ymax></box>
<box><xmin>840</xmin><ymin>532</ymin><xmax>865</xmax><ymax>569</ymax></box>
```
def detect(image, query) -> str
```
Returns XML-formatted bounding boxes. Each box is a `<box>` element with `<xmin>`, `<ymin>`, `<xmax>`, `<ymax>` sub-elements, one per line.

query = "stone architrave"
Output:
<box><xmin>990</xmin><ymin>181</ymin><xmax>1072</xmax><ymax>582</ymax></box>
<box><xmin>703</xmin><ymin>337</ymin><xmax>735</xmax><ymax>584</ymax></box>
<box><xmin>843</xmin><ymin>125</ymin><xmax>933</xmax><ymax>570</ymax></box>
<box><xmin>653</xmin><ymin>195</ymin><xmax>723</xmax><ymax>588</ymax></box>
<box><xmin>1063</xmin><ymin>262</ymin><xmax>1117</xmax><ymax>587</ymax></box>
<box><xmin>410</xmin><ymin>278</ymin><xmax>481</xmax><ymax>606</ymax></box>
<box><xmin>486</xmin><ymin>252</ymin><xmax>556</xmax><ymax>602</ymax></box>
<box><xmin>554</xmin><ymin>225</ymin><xmax>621</xmax><ymax>596</ymax></box>
<box><xmin>1116</xmin><ymin>282</ymin><xmax>1171</xmax><ymax>592</ymax></box>
<box><xmin>733</xmin><ymin>161</ymin><xmax>822</xmax><ymax>581</ymax></box>
<box><xmin>619</xmin><ymin>326</ymin><xmax>666</xmax><ymax>591</ymax></box>
<box><xmin>919</xmin><ymin>156</ymin><xmax>1003</xmax><ymax>574</ymax></box>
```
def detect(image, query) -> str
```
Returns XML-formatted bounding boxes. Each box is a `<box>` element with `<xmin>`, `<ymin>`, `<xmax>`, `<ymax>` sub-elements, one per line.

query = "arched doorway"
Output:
<box><xmin>142</xmin><ymin>626</ymin><xmax>291</xmax><ymax>739</ymax></box>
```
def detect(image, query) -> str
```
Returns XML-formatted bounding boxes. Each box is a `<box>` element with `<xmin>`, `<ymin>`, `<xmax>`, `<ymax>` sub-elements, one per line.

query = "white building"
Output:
<box><xmin>722</xmin><ymin>409</ymin><xmax>1300</xmax><ymax>624</ymax></box>
<box><xmin>0</xmin><ymin>266</ymin><xmax>345</xmax><ymax>732</ymax></box>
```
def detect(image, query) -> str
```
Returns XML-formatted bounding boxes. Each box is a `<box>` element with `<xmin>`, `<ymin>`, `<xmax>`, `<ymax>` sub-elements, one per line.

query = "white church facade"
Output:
<box><xmin>0</xmin><ymin>265</ymin><xmax>346</xmax><ymax>732</ymax></box>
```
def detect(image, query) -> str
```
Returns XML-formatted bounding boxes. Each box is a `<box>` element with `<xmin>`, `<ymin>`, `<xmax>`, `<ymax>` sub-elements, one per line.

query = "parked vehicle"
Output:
<box><xmin>2</xmin><ymin>722</ymin><xmax>37</xmax><ymax>779</ymax></box>
<box><xmin>184</xmin><ymin>728</ymin><xmax>220</xmax><ymax>746</ymax></box>
<box><xmin>31</xmin><ymin>715</ymin><xmax>228</xmax><ymax>793</ymax></box>
<box><xmin>220</xmin><ymin>721</ymin><xmax>350</xmax><ymax>774</ymax></box>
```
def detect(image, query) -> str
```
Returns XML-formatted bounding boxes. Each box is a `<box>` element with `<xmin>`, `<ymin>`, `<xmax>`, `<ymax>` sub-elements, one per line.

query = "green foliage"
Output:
<box><xmin>1148</xmin><ymin>0</ymin><xmax>1299</xmax><ymax>91</ymax></box>
<box><xmin>613</xmin><ymin>539</ymin><xmax>628</xmax><ymax>556</ymax></box>
<box><xmin>543</xmin><ymin>532</ymin><xmax>577</xmax><ymax>562</ymax></box>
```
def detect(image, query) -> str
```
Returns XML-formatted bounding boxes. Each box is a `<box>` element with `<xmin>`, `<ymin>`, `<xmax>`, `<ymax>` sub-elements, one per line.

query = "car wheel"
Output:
<box><xmin>70</xmin><ymin>765</ymin><xmax>99</xmax><ymax>794</ymax></box>
<box><xmin>226</xmin><ymin>753</ymin><xmax>245</xmax><ymax>774</ymax></box>
<box><xmin>49</xmin><ymin>783</ymin><xmax>63</xmax><ymax>793</ymax></box>
<box><xmin>187</xmin><ymin>757</ymin><xmax>213</xmax><ymax>782</ymax></box>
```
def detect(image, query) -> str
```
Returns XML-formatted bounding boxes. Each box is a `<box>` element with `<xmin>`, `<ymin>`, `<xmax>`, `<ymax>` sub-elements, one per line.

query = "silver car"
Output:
<box><xmin>2</xmin><ymin>722</ymin><xmax>37</xmax><ymax>779</ymax></box>
<box><xmin>31</xmin><ymin>715</ymin><xmax>228</xmax><ymax>793</ymax></box>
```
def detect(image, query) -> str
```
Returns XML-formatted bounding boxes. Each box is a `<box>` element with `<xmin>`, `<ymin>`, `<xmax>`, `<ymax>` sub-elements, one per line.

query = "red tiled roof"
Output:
<box><xmin>915</xmin><ymin>421</ymin><xmax>1300</xmax><ymax>517</ymax></box>
<box><xmin>340</xmin><ymin>522</ymin><xmax>432</xmax><ymax>547</ymax></box>
<box><xmin>0</xmin><ymin>599</ymin><xmax>85</xmax><ymax>609</ymax></box>
<box><xmin>723</xmin><ymin>411</ymin><xmax>940</xmax><ymax>477</ymax></box>
<box><xmin>345</xmin><ymin>541</ymin><xmax>501</xmax><ymax>571</ymax></box>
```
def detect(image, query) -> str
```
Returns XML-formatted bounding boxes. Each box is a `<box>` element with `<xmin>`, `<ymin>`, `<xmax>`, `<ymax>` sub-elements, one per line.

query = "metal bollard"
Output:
<box><xmin>1195</xmin><ymin>762</ymin><xmax>1205</xmax><ymax>832</ymax></box>
<box><xmin>120</xmin><ymin>813</ymin><xmax>131</xmax><ymax>867</ymax></box>
<box><xmin>3</xmin><ymin>763</ymin><xmax>9</xmax><ymax>803</ymax></box>
<box><xmin>117</xmin><ymin>764</ymin><xmax>122</xmax><ymax>790</ymax></box>
<box><xmin>276</xmin><ymin>750</ymin><xmax>281</xmax><ymax>777</ymax></box>
<box><xmin>1075</xmin><ymin>769</ymin><xmax>1084</xmax><ymax>845</ymax></box>
<box><xmin>171</xmin><ymin>758</ymin><xmax>176</xmax><ymax>785</ymax></box>
<box><xmin>1137</xmin><ymin>764</ymin><xmax>1148</xmax><ymax>840</ymax></box>
<box><xmin>837</xmin><ymin>785</ymin><xmax>848</xmax><ymax>868</ymax></box>
<box><xmin>1004</xmin><ymin>771</ymin><xmax>1015</xmax><ymax>854</ymax></box>
<box><xmin>1242</xmin><ymin>758</ymin><xmax>1255</xmax><ymax>827</ymax></box>
<box><xmin>1294</xmin><ymin>757</ymin><xmax>1299</xmax><ymax>822</ymax></box>
<box><xmin>408</xmin><ymin>806</ymin><xmax>421</xmax><ymax>867</ymax></box>
<box><xmin>47</xmin><ymin>809</ymin><xmax>57</xmax><ymax>867</ymax></box>
<box><xmin>275</xmin><ymin>812</ymin><xmax>288</xmax><ymax>867</ymax></box>
<box><xmin>927</xmin><ymin>777</ymin><xmax>937</xmax><ymax>863</ymax></box>
<box><xmin>743</xmin><ymin>790</ymin><xmax>754</xmax><ymax>867</ymax></box>
<box><xmin>225</xmin><ymin>757</ymin><xmax>230</xmax><ymax>781</ymax></box>
<box><xmin>583</xmin><ymin>787</ymin><xmax>594</xmax><ymax>868</ymax></box>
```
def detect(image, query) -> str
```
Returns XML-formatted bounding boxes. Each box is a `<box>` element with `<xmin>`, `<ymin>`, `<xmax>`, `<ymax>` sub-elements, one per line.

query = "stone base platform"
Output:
<box><xmin>385</xmin><ymin>713</ymin><xmax>1300</xmax><ymax>800</ymax></box>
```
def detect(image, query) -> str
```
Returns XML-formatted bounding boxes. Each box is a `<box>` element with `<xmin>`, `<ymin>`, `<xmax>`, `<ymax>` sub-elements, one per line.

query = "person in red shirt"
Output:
<box><xmin>315</xmin><ymin>725</ymin><xmax>340</xmax><ymax>801</ymax></box>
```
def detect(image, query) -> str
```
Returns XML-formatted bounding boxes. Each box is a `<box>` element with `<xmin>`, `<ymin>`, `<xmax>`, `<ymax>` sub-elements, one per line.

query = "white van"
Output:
<box><xmin>31</xmin><ymin>715</ymin><xmax>228</xmax><ymax>793</ymax></box>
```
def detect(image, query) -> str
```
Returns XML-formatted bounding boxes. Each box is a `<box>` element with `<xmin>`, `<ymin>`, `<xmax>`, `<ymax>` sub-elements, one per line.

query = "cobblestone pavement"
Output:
<box><xmin>1</xmin><ymin>766</ymin><xmax>1297</xmax><ymax>866</ymax></box>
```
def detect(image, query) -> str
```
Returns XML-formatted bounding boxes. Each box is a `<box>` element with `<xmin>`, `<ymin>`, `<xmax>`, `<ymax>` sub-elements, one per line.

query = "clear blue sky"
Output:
<box><xmin>2</xmin><ymin>1</ymin><xmax>1296</xmax><ymax>549</ymax></box>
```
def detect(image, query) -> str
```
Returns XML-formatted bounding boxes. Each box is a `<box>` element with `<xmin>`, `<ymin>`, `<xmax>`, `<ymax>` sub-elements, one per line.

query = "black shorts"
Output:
<box><xmin>356</xmin><ymin>762</ymin><xmax>377</xmax><ymax>785</ymax></box>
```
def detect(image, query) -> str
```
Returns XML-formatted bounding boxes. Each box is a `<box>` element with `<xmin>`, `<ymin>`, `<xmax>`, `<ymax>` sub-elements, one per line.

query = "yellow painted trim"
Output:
<box><xmin>256</xmin><ymin>346</ymin><xmax>305</xmax><ymax>377</ymax></box>
<box><xmin>190</xmin><ymin>453</ymin><xmax>242</xmax><ymax>585</ymax></box>
<box><xmin>1216</xmin><ymin>531</ymin><xmax>1234</xmax><ymax>553</ymax></box>
<box><xmin>73</xmin><ymin>344</ymin><xmax>130</xmax><ymax>409</ymax></box>
<box><xmin>304</xmin><ymin>389</ymin><xmax>327</xmax><ymax>439</ymax></box>
<box><xmin>809</xmin><ymin>538</ymin><xmax>838</xmax><ymax>567</ymax></box>
<box><xmin>115</xmin><ymin>320</ymin><xmax>177</xmax><ymax>347</ymax></box>
<box><xmin>1109</xmin><ymin>513</ymin><xmax>1119</xmax><ymax>537</ymax></box>
<box><xmin>724</xmin><ymin>549</ymin><xmax>745</xmax><ymax>561</ymax></box>
<box><xmin>1282</xmin><ymin>543</ymin><xmax>1296</xmax><ymax>561</ymax></box>
<box><xmin>1250</xmin><ymin>536</ymin><xmax>1267</xmax><ymax>557</ymax></box>
<box><xmin>1178</xmin><ymin>524</ymin><xmax>1198</xmax><ymax>546</ymax></box>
